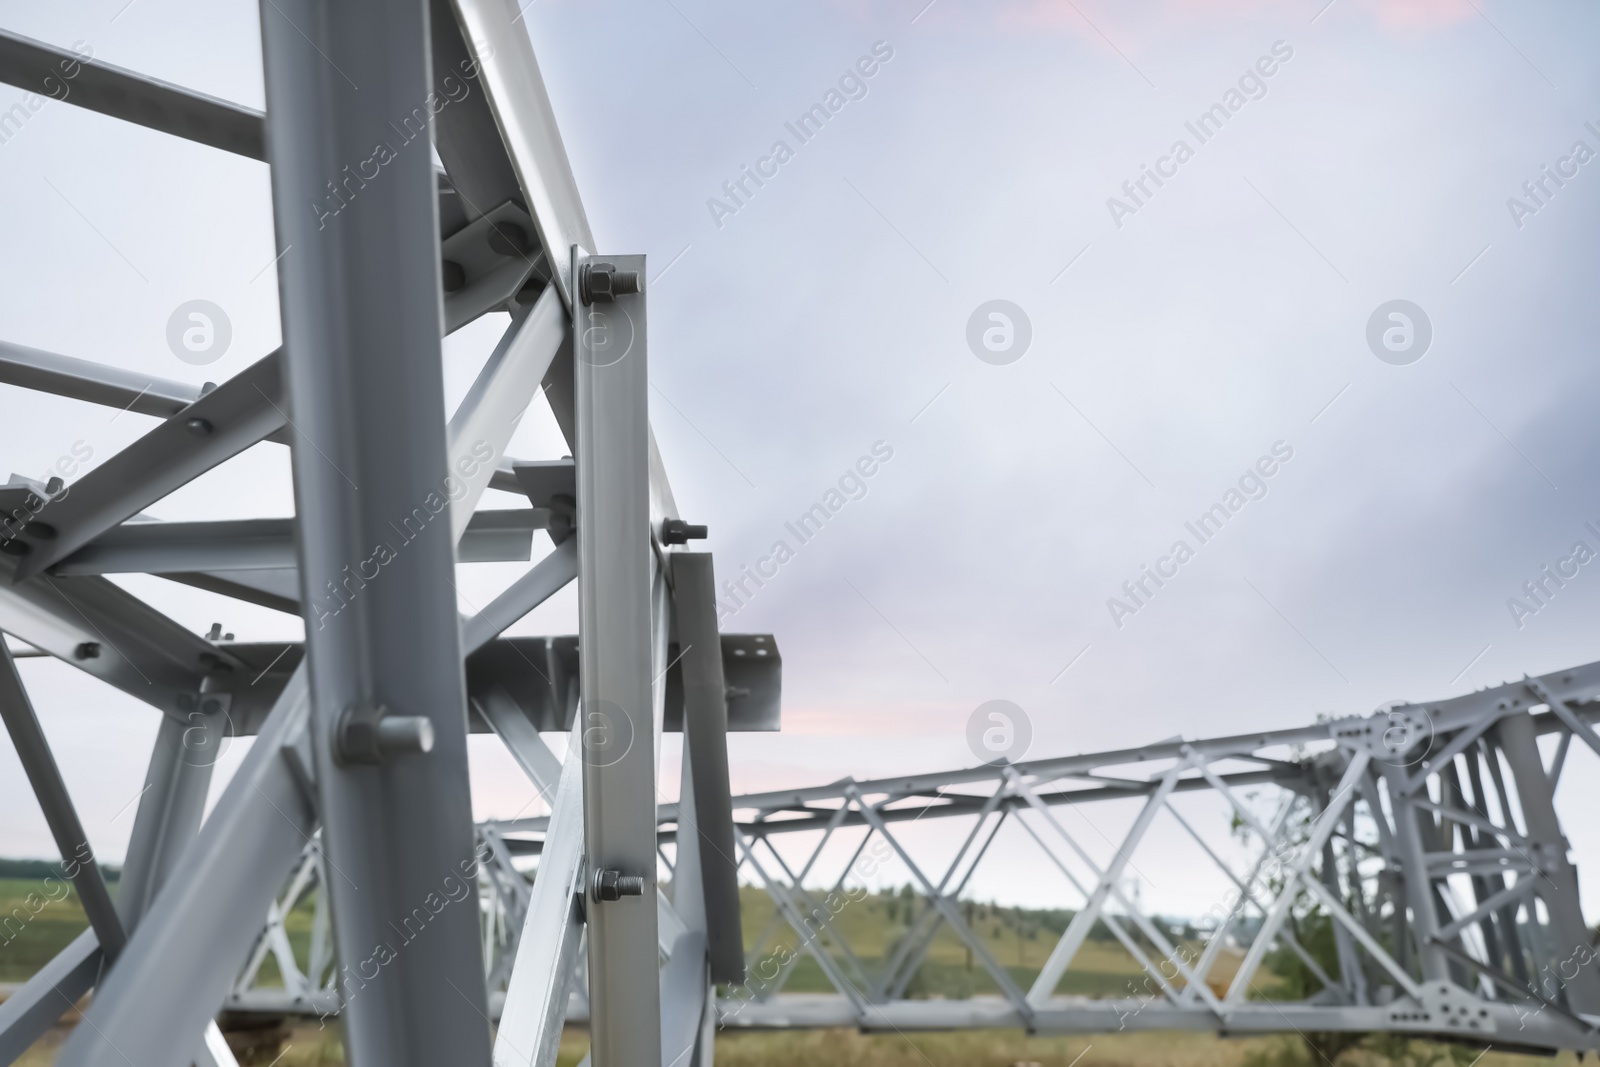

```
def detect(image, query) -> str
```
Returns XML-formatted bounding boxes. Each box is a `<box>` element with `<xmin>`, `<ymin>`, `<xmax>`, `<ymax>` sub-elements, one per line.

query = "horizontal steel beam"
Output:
<box><xmin>0</xmin><ymin>28</ymin><xmax>265</xmax><ymax>158</ymax></box>
<box><xmin>54</xmin><ymin>508</ymin><xmax>548</xmax><ymax>575</ymax></box>
<box><xmin>0</xmin><ymin>339</ymin><xmax>200</xmax><ymax>418</ymax></box>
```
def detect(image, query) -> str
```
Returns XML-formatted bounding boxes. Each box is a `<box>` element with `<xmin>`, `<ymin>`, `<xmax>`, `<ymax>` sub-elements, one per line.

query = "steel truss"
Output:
<box><xmin>692</xmin><ymin>662</ymin><xmax>1600</xmax><ymax>1054</ymax></box>
<box><xmin>1</xmin><ymin>7</ymin><xmax>1598</xmax><ymax>1067</ymax></box>
<box><xmin>0</xmin><ymin>5</ymin><xmax>756</xmax><ymax>1066</ymax></box>
<box><xmin>217</xmin><ymin>657</ymin><xmax>1600</xmax><ymax>1057</ymax></box>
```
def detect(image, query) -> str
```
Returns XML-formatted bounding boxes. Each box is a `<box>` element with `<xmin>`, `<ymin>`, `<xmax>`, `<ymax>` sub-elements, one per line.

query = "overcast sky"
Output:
<box><xmin>2</xmin><ymin>0</ymin><xmax>1600</xmax><ymax>920</ymax></box>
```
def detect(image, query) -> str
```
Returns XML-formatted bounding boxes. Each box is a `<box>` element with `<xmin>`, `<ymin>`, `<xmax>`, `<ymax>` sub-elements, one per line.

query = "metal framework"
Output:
<box><xmin>0</xmin><ymin>7</ymin><xmax>1597</xmax><ymax>1067</ymax></box>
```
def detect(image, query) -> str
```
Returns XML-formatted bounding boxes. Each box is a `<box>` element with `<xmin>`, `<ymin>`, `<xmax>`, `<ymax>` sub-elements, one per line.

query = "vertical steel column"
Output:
<box><xmin>573</xmin><ymin>251</ymin><xmax>662</xmax><ymax>1067</ymax></box>
<box><xmin>1381</xmin><ymin>766</ymin><xmax>1449</xmax><ymax>982</ymax></box>
<box><xmin>1496</xmin><ymin>713</ymin><xmax>1600</xmax><ymax>1012</ymax></box>
<box><xmin>258</xmin><ymin>0</ymin><xmax>491</xmax><ymax>1062</ymax></box>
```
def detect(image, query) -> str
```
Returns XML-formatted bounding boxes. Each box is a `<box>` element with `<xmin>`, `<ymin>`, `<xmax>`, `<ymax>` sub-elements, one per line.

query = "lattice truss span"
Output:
<box><xmin>0</xmin><ymin>6</ymin><xmax>1597</xmax><ymax>1067</ymax></box>
<box><xmin>226</xmin><ymin>664</ymin><xmax>1600</xmax><ymax>1058</ymax></box>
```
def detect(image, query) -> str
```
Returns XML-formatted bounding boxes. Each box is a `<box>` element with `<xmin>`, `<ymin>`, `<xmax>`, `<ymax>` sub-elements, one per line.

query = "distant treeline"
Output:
<box><xmin>0</xmin><ymin>858</ymin><xmax>120</xmax><ymax>882</ymax></box>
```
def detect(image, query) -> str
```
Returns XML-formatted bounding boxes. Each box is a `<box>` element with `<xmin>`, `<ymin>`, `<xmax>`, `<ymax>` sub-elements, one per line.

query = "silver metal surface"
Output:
<box><xmin>573</xmin><ymin>251</ymin><xmax>662</xmax><ymax>1067</ymax></box>
<box><xmin>258</xmin><ymin>0</ymin><xmax>493</xmax><ymax>1058</ymax></box>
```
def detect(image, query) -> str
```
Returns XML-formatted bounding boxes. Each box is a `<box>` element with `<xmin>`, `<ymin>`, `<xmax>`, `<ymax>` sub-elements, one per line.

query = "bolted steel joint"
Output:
<box><xmin>336</xmin><ymin>703</ymin><xmax>435</xmax><ymax>765</ymax></box>
<box><xmin>660</xmin><ymin>518</ymin><xmax>708</xmax><ymax>545</ymax></box>
<box><xmin>579</xmin><ymin>261</ymin><xmax>641</xmax><ymax>306</ymax></box>
<box><xmin>591</xmin><ymin>868</ymin><xmax>645</xmax><ymax>902</ymax></box>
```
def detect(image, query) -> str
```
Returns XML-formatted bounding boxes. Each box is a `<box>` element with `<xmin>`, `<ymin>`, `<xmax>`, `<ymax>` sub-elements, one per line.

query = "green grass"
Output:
<box><xmin>0</xmin><ymin>877</ymin><xmax>92</xmax><ymax>982</ymax></box>
<box><xmin>731</xmin><ymin>886</ymin><xmax>1254</xmax><ymax>1000</ymax></box>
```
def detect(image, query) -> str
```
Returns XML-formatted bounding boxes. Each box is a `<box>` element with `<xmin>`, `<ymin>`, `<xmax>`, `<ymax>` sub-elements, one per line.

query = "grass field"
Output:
<box><xmin>0</xmin><ymin>873</ymin><xmax>1564</xmax><ymax>1065</ymax></box>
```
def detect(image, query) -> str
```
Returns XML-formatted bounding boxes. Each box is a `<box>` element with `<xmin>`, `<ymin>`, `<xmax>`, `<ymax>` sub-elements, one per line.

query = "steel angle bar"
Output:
<box><xmin>235</xmin><ymin>846</ymin><xmax>320</xmax><ymax>999</ymax></box>
<box><xmin>463</xmin><ymin>539</ymin><xmax>578</xmax><ymax>654</ymax></box>
<box><xmin>671</xmin><ymin>553</ymin><xmax>743</xmax><ymax>983</ymax></box>
<box><xmin>0</xmin><ymin>29</ymin><xmax>266</xmax><ymax>158</ymax></box>
<box><xmin>1013</xmin><ymin>764</ymin><xmax>1195</xmax><ymax>1009</ymax></box>
<box><xmin>737</xmin><ymin>833</ymin><xmax>870</xmax><ymax>1019</ymax></box>
<box><xmin>493</xmin><ymin>731</ymin><xmax>586</xmax><ymax>1067</ymax></box>
<box><xmin>428</xmin><ymin>0</ymin><xmax>522</xmax><ymax>223</ymax></box>
<box><xmin>1296</xmin><ymin>872</ymin><xmax>1422</xmax><ymax>1000</ymax></box>
<box><xmin>879</xmin><ymin>792</ymin><xmax>1009</xmax><ymax>1002</ymax></box>
<box><xmin>0</xmin><ymin>929</ymin><xmax>101</xmax><ymax>1066</ymax></box>
<box><xmin>448</xmin><ymin>0</ymin><xmax>595</xmax><ymax>306</ymax></box>
<box><xmin>1429</xmin><ymin>938</ymin><xmax>1597</xmax><ymax>1037</ymax></box>
<box><xmin>477</xmin><ymin>690</ymin><xmax>565</xmax><ymax>799</ymax></box>
<box><xmin>1179</xmin><ymin>764</ymin><xmax>1339</xmax><ymax>994</ymax></box>
<box><xmin>1225</xmin><ymin>750</ymin><xmax>1371</xmax><ymax>1005</ymax></box>
<box><xmin>260</xmin><ymin>0</ymin><xmax>495</xmax><ymax>1057</ymax></box>
<box><xmin>0</xmin><ymin>675</ymin><xmax>239</xmax><ymax>1067</ymax></box>
<box><xmin>1436</xmin><ymin>877</ymin><xmax>1535</xmax><ymax>944</ymax></box>
<box><xmin>157</xmin><ymin>569</ymin><xmax>300</xmax><ymax>615</ymax></box>
<box><xmin>1161</xmin><ymin>802</ymin><xmax>1337</xmax><ymax>1000</ymax></box>
<box><xmin>0</xmin><ymin>644</ymin><xmax>124</xmax><ymax>955</ymax></box>
<box><xmin>447</xmin><ymin>286</ymin><xmax>567</xmax><ymax>541</ymax></box>
<box><xmin>759</xmin><ymin>843</ymin><xmax>872</xmax><ymax>991</ymax></box>
<box><xmin>116</xmin><ymin>709</ymin><xmax>231</xmax><ymax>930</ymax></box>
<box><xmin>571</xmin><ymin>251</ymin><xmax>660</xmax><ymax>1067</ymax></box>
<box><xmin>739</xmin><ymin>812</ymin><xmax>852</xmax><ymax>996</ymax></box>
<box><xmin>0</xmin><ymin>561</ymin><xmax>225</xmax><ymax>713</ymax></box>
<box><xmin>0</xmin><ymin>340</ymin><xmax>200</xmax><ymax>417</ymax></box>
<box><xmin>659</xmin><ymin>931</ymin><xmax>708</xmax><ymax>1067</ymax></box>
<box><xmin>1400</xmin><ymin>715</ymin><xmax>1501</xmax><ymax>797</ymax></box>
<box><xmin>848</xmin><ymin>786</ymin><xmax>1033</xmax><ymax>1017</ymax></box>
<box><xmin>763</xmin><ymin>830</ymin><xmax>877</xmax><ymax>1002</ymax></box>
<box><xmin>58</xmin><ymin>509</ymin><xmax>544</xmax><ymax>577</ymax></box>
<box><xmin>1527</xmin><ymin>677</ymin><xmax>1600</xmax><ymax>762</ymax></box>
<box><xmin>12</xmin><ymin>350</ymin><xmax>286</xmax><ymax>580</ymax></box>
<box><xmin>1495</xmin><ymin>712</ymin><xmax>1600</xmax><ymax>1012</ymax></box>
<box><xmin>884</xmin><ymin>812</ymin><xmax>1010</xmax><ymax>1002</ymax></box>
<box><xmin>1409</xmin><ymin>798</ymin><xmax>1534</xmax><ymax>850</ymax></box>
<box><xmin>1011</xmin><ymin>813</ymin><xmax>1184</xmax><ymax>1006</ymax></box>
<box><xmin>1548</xmin><ymin>730</ymin><xmax>1572</xmax><ymax>787</ymax></box>
<box><xmin>57</xmin><ymin>669</ymin><xmax>312</xmax><ymax>1067</ymax></box>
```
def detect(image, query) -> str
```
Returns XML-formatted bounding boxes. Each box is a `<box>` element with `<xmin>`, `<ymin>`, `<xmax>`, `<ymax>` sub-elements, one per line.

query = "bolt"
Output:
<box><xmin>661</xmin><ymin>518</ymin><xmax>708</xmax><ymax>545</ymax></box>
<box><xmin>187</xmin><ymin>418</ymin><xmax>213</xmax><ymax>437</ymax></box>
<box><xmin>376</xmin><ymin>715</ymin><xmax>434</xmax><ymax>755</ymax></box>
<box><xmin>74</xmin><ymin>642</ymin><xmax>100</xmax><ymax>661</ymax></box>
<box><xmin>591</xmin><ymin>868</ymin><xmax>645</xmax><ymax>902</ymax></box>
<box><xmin>487</xmin><ymin>222</ymin><xmax>530</xmax><ymax>258</ymax></box>
<box><xmin>579</xmin><ymin>261</ymin><xmax>642</xmax><ymax>306</ymax></box>
<box><xmin>336</xmin><ymin>704</ymin><xmax>434</xmax><ymax>763</ymax></box>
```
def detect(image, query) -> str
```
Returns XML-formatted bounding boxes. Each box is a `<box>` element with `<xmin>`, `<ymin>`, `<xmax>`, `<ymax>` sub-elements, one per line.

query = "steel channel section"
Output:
<box><xmin>671</xmin><ymin>553</ymin><xmax>744</xmax><ymax>983</ymax></box>
<box><xmin>573</xmin><ymin>251</ymin><xmax>662</xmax><ymax>1067</ymax></box>
<box><xmin>257</xmin><ymin>0</ymin><xmax>492</xmax><ymax>1062</ymax></box>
